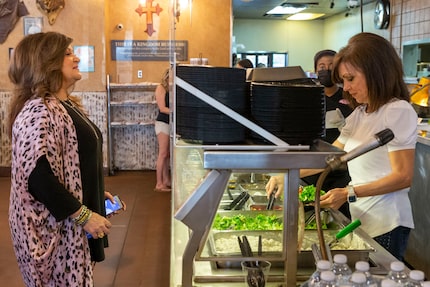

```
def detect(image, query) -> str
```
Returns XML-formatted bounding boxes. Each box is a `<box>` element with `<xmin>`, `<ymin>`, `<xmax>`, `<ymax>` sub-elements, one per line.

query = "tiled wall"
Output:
<box><xmin>390</xmin><ymin>0</ymin><xmax>430</xmax><ymax>53</ymax></box>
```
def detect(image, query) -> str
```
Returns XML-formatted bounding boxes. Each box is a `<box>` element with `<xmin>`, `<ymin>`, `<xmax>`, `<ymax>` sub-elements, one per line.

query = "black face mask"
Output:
<box><xmin>317</xmin><ymin>69</ymin><xmax>334</xmax><ymax>87</ymax></box>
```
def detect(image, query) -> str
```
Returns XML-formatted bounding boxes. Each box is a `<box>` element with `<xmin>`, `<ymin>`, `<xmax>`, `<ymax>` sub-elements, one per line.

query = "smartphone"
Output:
<box><xmin>105</xmin><ymin>195</ymin><xmax>123</xmax><ymax>216</ymax></box>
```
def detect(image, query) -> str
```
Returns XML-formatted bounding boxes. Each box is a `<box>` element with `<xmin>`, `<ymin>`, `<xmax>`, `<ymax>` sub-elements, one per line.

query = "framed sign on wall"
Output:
<box><xmin>23</xmin><ymin>17</ymin><xmax>43</xmax><ymax>35</ymax></box>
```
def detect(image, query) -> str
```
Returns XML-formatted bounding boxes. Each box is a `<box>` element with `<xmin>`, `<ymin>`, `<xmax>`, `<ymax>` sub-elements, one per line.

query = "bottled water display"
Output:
<box><xmin>349</xmin><ymin>271</ymin><xmax>368</xmax><ymax>287</ymax></box>
<box><xmin>332</xmin><ymin>254</ymin><xmax>352</xmax><ymax>286</ymax></box>
<box><xmin>405</xmin><ymin>270</ymin><xmax>425</xmax><ymax>287</ymax></box>
<box><xmin>355</xmin><ymin>261</ymin><xmax>377</xmax><ymax>287</ymax></box>
<box><xmin>302</xmin><ymin>257</ymin><xmax>429</xmax><ymax>287</ymax></box>
<box><xmin>386</xmin><ymin>261</ymin><xmax>409</xmax><ymax>286</ymax></box>
<box><xmin>319</xmin><ymin>270</ymin><xmax>337</xmax><ymax>287</ymax></box>
<box><xmin>308</xmin><ymin>260</ymin><xmax>332</xmax><ymax>287</ymax></box>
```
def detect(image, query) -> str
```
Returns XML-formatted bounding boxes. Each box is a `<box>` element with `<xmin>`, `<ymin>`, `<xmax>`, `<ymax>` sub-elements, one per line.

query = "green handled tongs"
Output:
<box><xmin>328</xmin><ymin>219</ymin><xmax>361</xmax><ymax>247</ymax></box>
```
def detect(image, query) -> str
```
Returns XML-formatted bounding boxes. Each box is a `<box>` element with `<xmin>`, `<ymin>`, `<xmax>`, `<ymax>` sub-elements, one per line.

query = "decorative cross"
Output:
<box><xmin>135</xmin><ymin>0</ymin><xmax>163</xmax><ymax>36</ymax></box>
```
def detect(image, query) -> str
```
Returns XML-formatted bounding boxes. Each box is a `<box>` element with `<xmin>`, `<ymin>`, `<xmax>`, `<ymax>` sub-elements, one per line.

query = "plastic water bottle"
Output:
<box><xmin>386</xmin><ymin>261</ymin><xmax>408</xmax><ymax>286</ymax></box>
<box><xmin>332</xmin><ymin>254</ymin><xmax>352</xmax><ymax>286</ymax></box>
<box><xmin>308</xmin><ymin>260</ymin><xmax>332</xmax><ymax>287</ymax></box>
<box><xmin>319</xmin><ymin>270</ymin><xmax>337</xmax><ymax>287</ymax></box>
<box><xmin>355</xmin><ymin>261</ymin><xmax>377</xmax><ymax>287</ymax></box>
<box><xmin>405</xmin><ymin>270</ymin><xmax>425</xmax><ymax>287</ymax></box>
<box><xmin>349</xmin><ymin>272</ymin><xmax>367</xmax><ymax>287</ymax></box>
<box><xmin>380</xmin><ymin>278</ymin><xmax>398</xmax><ymax>287</ymax></box>
<box><xmin>421</xmin><ymin>281</ymin><xmax>430</xmax><ymax>287</ymax></box>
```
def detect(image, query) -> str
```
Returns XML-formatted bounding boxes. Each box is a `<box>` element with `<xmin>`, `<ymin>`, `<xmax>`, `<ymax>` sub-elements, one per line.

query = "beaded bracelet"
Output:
<box><xmin>73</xmin><ymin>205</ymin><xmax>86</xmax><ymax>222</ymax></box>
<box><xmin>73</xmin><ymin>205</ymin><xmax>92</xmax><ymax>226</ymax></box>
<box><xmin>79</xmin><ymin>209</ymin><xmax>92</xmax><ymax>226</ymax></box>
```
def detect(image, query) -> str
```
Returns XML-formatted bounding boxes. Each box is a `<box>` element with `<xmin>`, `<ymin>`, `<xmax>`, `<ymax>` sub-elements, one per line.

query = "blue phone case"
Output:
<box><xmin>105</xmin><ymin>195</ymin><xmax>122</xmax><ymax>215</ymax></box>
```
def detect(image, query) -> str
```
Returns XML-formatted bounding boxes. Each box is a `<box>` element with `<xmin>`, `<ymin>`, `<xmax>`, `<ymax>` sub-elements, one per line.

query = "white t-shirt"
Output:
<box><xmin>337</xmin><ymin>99</ymin><xmax>417</xmax><ymax>237</ymax></box>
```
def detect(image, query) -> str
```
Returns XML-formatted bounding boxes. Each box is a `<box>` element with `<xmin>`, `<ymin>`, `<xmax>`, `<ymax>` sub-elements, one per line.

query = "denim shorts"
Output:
<box><xmin>373</xmin><ymin>226</ymin><xmax>411</xmax><ymax>261</ymax></box>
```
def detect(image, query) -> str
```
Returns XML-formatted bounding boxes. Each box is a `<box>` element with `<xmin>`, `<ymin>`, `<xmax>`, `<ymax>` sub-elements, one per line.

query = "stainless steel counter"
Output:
<box><xmin>170</xmin><ymin>197</ymin><xmax>404</xmax><ymax>287</ymax></box>
<box><xmin>170</xmin><ymin>141</ymin><xmax>404</xmax><ymax>287</ymax></box>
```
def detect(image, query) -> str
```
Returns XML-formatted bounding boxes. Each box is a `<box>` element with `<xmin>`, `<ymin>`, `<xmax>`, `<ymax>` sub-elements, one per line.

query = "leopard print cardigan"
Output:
<box><xmin>9</xmin><ymin>97</ymin><xmax>93</xmax><ymax>286</ymax></box>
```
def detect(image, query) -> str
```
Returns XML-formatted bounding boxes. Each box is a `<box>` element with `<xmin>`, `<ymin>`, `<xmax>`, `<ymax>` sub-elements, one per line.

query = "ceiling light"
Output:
<box><xmin>266</xmin><ymin>5</ymin><xmax>306</xmax><ymax>15</ymax></box>
<box><xmin>287</xmin><ymin>13</ymin><xmax>325</xmax><ymax>20</ymax></box>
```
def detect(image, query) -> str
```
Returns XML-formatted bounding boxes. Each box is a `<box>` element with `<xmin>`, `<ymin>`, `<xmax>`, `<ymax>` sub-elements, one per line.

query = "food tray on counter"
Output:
<box><xmin>209</xmin><ymin>210</ymin><xmax>375</xmax><ymax>268</ymax></box>
<box><xmin>208</xmin><ymin>230</ymin><xmax>375</xmax><ymax>268</ymax></box>
<box><xmin>212</xmin><ymin>210</ymin><xmax>339</xmax><ymax>231</ymax></box>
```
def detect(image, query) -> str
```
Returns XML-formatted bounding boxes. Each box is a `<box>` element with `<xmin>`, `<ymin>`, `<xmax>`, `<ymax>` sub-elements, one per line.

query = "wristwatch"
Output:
<box><xmin>347</xmin><ymin>185</ymin><xmax>357</xmax><ymax>203</ymax></box>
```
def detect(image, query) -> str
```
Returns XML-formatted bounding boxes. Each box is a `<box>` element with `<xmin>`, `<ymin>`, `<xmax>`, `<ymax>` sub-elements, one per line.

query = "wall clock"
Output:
<box><xmin>374</xmin><ymin>0</ymin><xmax>390</xmax><ymax>29</ymax></box>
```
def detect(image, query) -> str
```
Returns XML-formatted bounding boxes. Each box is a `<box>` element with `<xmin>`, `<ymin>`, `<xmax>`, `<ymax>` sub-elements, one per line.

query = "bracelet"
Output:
<box><xmin>80</xmin><ymin>210</ymin><xmax>92</xmax><ymax>226</ymax></box>
<box><xmin>73</xmin><ymin>205</ymin><xmax>86</xmax><ymax>221</ymax></box>
<box><xmin>73</xmin><ymin>205</ymin><xmax>92</xmax><ymax>226</ymax></box>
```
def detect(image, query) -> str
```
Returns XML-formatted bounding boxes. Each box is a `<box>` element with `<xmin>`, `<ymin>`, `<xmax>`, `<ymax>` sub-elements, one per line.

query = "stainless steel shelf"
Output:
<box><xmin>106</xmin><ymin>74</ymin><xmax>157</xmax><ymax>174</ymax></box>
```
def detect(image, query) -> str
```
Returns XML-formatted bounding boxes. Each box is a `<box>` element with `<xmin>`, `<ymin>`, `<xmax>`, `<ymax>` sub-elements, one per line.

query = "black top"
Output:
<box><xmin>302</xmin><ymin>87</ymin><xmax>353</xmax><ymax>219</ymax></box>
<box><xmin>28</xmin><ymin>100</ymin><xmax>107</xmax><ymax>262</ymax></box>
<box><xmin>156</xmin><ymin>91</ymin><xmax>169</xmax><ymax>124</ymax></box>
<box><xmin>324</xmin><ymin>87</ymin><xmax>353</xmax><ymax>143</ymax></box>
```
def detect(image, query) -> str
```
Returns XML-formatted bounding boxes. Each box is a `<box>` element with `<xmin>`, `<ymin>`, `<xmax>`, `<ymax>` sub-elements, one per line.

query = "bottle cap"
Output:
<box><xmin>355</xmin><ymin>261</ymin><xmax>370</xmax><ymax>272</ymax></box>
<box><xmin>317</xmin><ymin>260</ymin><xmax>331</xmax><ymax>270</ymax></box>
<box><xmin>409</xmin><ymin>270</ymin><xmax>425</xmax><ymax>281</ymax></box>
<box><xmin>333</xmin><ymin>254</ymin><xmax>347</xmax><ymax>264</ymax></box>
<box><xmin>351</xmin><ymin>272</ymin><xmax>366</xmax><ymax>283</ymax></box>
<box><xmin>321</xmin><ymin>270</ymin><xmax>336</xmax><ymax>282</ymax></box>
<box><xmin>390</xmin><ymin>261</ymin><xmax>405</xmax><ymax>272</ymax></box>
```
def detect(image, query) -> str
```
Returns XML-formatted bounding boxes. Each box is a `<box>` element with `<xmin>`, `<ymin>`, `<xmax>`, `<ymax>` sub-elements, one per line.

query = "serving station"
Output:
<box><xmin>169</xmin><ymin>67</ymin><xmax>407</xmax><ymax>287</ymax></box>
<box><xmin>170</xmin><ymin>145</ymin><xmax>403</xmax><ymax>287</ymax></box>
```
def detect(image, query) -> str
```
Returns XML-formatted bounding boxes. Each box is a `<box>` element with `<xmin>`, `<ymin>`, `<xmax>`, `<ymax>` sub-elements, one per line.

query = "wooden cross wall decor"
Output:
<box><xmin>135</xmin><ymin>0</ymin><xmax>163</xmax><ymax>36</ymax></box>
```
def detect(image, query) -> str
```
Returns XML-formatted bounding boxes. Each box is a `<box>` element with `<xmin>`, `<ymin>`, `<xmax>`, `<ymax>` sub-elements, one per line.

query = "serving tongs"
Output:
<box><xmin>266</xmin><ymin>192</ymin><xmax>276</xmax><ymax>210</ymax></box>
<box><xmin>225</xmin><ymin>191</ymin><xmax>250</xmax><ymax>210</ymax></box>
<box><xmin>238</xmin><ymin>235</ymin><xmax>266</xmax><ymax>287</ymax></box>
<box><xmin>305</xmin><ymin>209</ymin><xmax>331</xmax><ymax>226</ymax></box>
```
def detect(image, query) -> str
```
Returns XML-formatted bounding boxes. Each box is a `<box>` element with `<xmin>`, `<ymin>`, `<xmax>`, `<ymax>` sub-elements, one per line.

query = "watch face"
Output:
<box><xmin>348</xmin><ymin>195</ymin><xmax>357</xmax><ymax>203</ymax></box>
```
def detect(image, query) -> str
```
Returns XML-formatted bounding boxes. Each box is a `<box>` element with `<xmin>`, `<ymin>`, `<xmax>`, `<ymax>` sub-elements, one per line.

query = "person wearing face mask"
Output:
<box><xmin>297</xmin><ymin>50</ymin><xmax>354</xmax><ymax>218</ymax></box>
<box><xmin>314</xmin><ymin>49</ymin><xmax>353</xmax><ymax>143</ymax></box>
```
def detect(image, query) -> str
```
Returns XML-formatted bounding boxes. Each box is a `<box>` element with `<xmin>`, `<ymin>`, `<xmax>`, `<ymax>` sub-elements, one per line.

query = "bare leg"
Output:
<box><xmin>155</xmin><ymin>131</ymin><xmax>170</xmax><ymax>190</ymax></box>
<box><xmin>162</xmin><ymin>154</ymin><xmax>171</xmax><ymax>187</ymax></box>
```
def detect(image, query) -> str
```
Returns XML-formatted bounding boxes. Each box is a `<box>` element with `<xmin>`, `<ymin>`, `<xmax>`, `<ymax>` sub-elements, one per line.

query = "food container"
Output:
<box><xmin>238</xmin><ymin>182</ymin><xmax>277</xmax><ymax>206</ymax></box>
<box><xmin>209</xmin><ymin>210</ymin><xmax>374</xmax><ymax>269</ymax></box>
<box><xmin>209</xmin><ymin>230</ymin><xmax>374</xmax><ymax>269</ymax></box>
